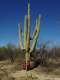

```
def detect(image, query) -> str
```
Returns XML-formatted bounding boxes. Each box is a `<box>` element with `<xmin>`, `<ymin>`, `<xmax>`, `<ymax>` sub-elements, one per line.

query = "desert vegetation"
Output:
<box><xmin>0</xmin><ymin>43</ymin><xmax>60</xmax><ymax>69</ymax></box>
<box><xmin>0</xmin><ymin>43</ymin><xmax>60</xmax><ymax>80</ymax></box>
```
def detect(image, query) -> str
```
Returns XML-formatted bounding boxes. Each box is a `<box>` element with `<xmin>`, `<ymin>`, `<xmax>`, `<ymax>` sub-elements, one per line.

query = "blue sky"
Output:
<box><xmin>0</xmin><ymin>0</ymin><xmax>60</xmax><ymax>47</ymax></box>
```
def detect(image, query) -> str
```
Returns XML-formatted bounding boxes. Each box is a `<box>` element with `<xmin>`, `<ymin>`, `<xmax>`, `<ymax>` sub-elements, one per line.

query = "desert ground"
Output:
<box><xmin>0</xmin><ymin>60</ymin><xmax>60</xmax><ymax>80</ymax></box>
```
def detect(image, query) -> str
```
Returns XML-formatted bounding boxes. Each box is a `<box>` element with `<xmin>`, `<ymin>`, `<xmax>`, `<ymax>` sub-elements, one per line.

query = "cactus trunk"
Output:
<box><xmin>24</xmin><ymin>16</ymin><xmax>27</xmax><ymax>49</ymax></box>
<box><xmin>26</xmin><ymin>1</ymin><xmax>30</xmax><ymax>51</ymax></box>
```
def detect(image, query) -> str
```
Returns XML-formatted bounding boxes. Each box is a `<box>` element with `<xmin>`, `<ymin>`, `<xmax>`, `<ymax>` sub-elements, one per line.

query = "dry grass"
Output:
<box><xmin>0</xmin><ymin>60</ymin><xmax>60</xmax><ymax>80</ymax></box>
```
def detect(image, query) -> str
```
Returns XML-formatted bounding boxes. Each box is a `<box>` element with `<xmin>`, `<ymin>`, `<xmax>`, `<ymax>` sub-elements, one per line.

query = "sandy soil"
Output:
<box><xmin>0</xmin><ymin>60</ymin><xmax>60</xmax><ymax>80</ymax></box>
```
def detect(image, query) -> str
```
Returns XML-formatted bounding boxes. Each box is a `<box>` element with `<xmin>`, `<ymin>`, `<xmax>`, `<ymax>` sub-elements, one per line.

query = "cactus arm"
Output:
<box><xmin>18</xmin><ymin>23</ymin><xmax>20</xmax><ymax>48</ymax></box>
<box><xmin>24</xmin><ymin>16</ymin><xmax>27</xmax><ymax>49</ymax></box>
<box><xmin>32</xmin><ymin>19</ymin><xmax>38</xmax><ymax>40</ymax></box>
<box><xmin>18</xmin><ymin>23</ymin><xmax>23</xmax><ymax>49</ymax></box>
<box><xmin>20</xmin><ymin>25</ymin><xmax>23</xmax><ymax>49</ymax></box>
<box><xmin>30</xmin><ymin>15</ymin><xmax>41</xmax><ymax>53</ymax></box>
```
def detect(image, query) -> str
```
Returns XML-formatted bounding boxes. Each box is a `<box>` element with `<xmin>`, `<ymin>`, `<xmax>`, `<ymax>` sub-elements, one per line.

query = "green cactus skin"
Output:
<box><xmin>26</xmin><ymin>0</ymin><xmax>31</xmax><ymax>70</ymax></box>
<box><xmin>26</xmin><ymin>1</ymin><xmax>30</xmax><ymax>51</ymax></box>
<box><xmin>18</xmin><ymin>23</ymin><xmax>23</xmax><ymax>49</ymax></box>
<box><xmin>24</xmin><ymin>16</ymin><xmax>27</xmax><ymax>49</ymax></box>
<box><xmin>30</xmin><ymin>15</ymin><xmax>41</xmax><ymax>53</ymax></box>
<box><xmin>19</xmin><ymin>0</ymin><xmax>41</xmax><ymax>71</ymax></box>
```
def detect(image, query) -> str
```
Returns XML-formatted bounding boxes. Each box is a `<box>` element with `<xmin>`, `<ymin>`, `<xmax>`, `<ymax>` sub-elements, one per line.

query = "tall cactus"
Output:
<box><xmin>18</xmin><ymin>0</ymin><xmax>41</xmax><ymax>71</ymax></box>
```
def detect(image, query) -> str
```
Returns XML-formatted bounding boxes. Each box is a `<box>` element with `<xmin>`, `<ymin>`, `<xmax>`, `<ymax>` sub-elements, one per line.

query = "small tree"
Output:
<box><xmin>6</xmin><ymin>43</ymin><xmax>16</xmax><ymax>63</ymax></box>
<box><xmin>40</xmin><ymin>43</ymin><xmax>48</xmax><ymax>66</ymax></box>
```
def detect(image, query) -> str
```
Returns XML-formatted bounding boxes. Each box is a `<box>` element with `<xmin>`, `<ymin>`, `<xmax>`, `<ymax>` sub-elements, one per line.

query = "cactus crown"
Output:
<box><xmin>18</xmin><ymin>0</ymin><xmax>41</xmax><ymax>53</ymax></box>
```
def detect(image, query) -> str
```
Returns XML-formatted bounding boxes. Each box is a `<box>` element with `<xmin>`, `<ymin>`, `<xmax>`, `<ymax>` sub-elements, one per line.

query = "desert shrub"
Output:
<box><xmin>0</xmin><ymin>47</ymin><xmax>8</xmax><ymax>60</ymax></box>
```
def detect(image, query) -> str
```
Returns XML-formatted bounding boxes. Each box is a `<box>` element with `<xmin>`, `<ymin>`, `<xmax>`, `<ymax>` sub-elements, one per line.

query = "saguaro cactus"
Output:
<box><xmin>18</xmin><ymin>0</ymin><xmax>41</xmax><ymax>71</ymax></box>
